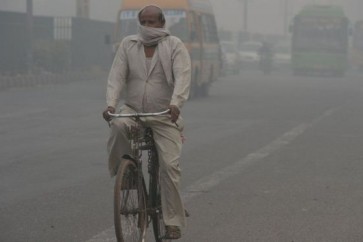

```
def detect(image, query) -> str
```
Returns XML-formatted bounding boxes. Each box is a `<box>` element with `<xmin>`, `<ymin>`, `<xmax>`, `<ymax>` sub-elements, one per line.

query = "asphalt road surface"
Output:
<box><xmin>1</xmin><ymin>69</ymin><xmax>363</xmax><ymax>242</ymax></box>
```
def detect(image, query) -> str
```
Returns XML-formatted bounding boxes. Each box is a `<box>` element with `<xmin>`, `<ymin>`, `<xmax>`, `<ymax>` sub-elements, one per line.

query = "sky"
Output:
<box><xmin>210</xmin><ymin>0</ymin><xmax>362</xmax><ymax>34</ymax></box>
<box><xmin>0</xmin><ymin>0</ymin><xmax>121</xmax><ymax>21</ymax></box>
<box><xmin>0</xmin><ymin>0</ymin><xmax>361</xmax><ymax>34</ymax></box>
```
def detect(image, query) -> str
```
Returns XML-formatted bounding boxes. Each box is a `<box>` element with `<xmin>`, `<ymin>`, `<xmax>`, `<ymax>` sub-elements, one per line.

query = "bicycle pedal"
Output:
<box><xmin>185</xmin><ymin>209</ymin><xmax>190</xmax><ymax>217</ymax></box>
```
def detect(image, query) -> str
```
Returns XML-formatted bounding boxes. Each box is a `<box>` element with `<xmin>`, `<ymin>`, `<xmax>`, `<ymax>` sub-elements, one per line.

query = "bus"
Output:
<box><xmin>290</xmin><ymin>5</ymin><xmax>350</xmax><ymax>76</ymax></box>
<box><xmin>351</xmin><ymin>20</ymin><xmax>363</xmax><ymax>70</ymax></box>
<box><xmin>112</xmin><ymin>0</ymin><xmax>221</xmax><ymax>98</ymax></box>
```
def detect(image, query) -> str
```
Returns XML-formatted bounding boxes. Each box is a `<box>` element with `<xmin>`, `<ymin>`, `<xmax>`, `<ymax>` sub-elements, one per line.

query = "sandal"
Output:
<box><xmin>164</xmin><ymin>225</ymin><xmax>181</xmax><ymax>240</ymax></box>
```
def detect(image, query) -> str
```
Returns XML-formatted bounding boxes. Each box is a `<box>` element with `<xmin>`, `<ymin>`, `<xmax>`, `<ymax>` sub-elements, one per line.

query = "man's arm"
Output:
<box><xmin>103</xmin><ymin>40</ymin><xmax>128</xmax><ymax>121</ymax></box>
<box><xmin>106</xmin><ymin>41</ymin><xmax>128</xmax><ymax>108</ymax></box>
<box><xmin>169</xmin><ymin>39</ymin><xmax>191</xmax><ymax>121</ymax></box>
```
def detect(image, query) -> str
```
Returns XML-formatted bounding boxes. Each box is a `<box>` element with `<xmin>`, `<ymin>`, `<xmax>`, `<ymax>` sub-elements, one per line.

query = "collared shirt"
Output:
<box><xmin>106</xmin><ymin>35</ymin><xmax>191</xmax><ymax>112</ymax></box>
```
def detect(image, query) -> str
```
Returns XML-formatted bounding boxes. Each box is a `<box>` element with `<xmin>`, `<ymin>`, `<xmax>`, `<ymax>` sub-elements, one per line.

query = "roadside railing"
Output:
<box><xmin>0</xmin><ymin>70</ymin><xmax>107</xmax><ymax>90</ymax></box>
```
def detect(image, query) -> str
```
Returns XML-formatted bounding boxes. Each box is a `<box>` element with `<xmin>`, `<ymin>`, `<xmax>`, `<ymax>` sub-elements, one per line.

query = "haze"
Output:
<box><xmin>2</xmin><ymin>0</ymin><xmax>363</xmax><ymax>241</ymax></box>
<box><xmin>1</xmin><ymin>0</ymin><xmax>362</xmax><ymax>35</ymax></box>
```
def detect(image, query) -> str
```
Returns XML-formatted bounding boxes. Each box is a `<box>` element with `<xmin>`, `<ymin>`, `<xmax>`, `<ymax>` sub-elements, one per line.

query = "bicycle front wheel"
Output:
<box><xmin>114</xmin><ymin>159</ymin><xmax>147</xmax><ymax>242</ymax></box>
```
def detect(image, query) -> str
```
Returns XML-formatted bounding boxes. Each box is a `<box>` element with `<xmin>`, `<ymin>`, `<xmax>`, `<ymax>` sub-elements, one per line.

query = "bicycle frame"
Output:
<box><xmin>109</xmin><ymin>109</ymin><xmax>170</xmax><ymax>242</ymax></box>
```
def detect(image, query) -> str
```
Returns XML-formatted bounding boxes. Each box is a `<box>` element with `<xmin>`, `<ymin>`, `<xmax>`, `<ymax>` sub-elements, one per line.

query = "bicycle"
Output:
<box><xmin>108</xmin><ymin>109</ymin><xmax>171</xmax><ymax>242</ymax></box>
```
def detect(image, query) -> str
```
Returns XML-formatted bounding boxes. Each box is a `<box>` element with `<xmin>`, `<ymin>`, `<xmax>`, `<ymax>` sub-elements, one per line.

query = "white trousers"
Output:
<box><xmin>107</xmin><ymin>106</ymin><xmax>186</xmax><ymax>227</ymax></box>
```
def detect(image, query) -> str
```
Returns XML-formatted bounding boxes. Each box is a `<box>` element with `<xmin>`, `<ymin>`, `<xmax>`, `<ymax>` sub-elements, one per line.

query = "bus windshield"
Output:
<box><xmin>353</xmin><ymin>22</ymin><xmax>363</xmax><ymax>50</ymax></box>
<box><xmin>295</xmin><ymin>17</ymin><xmax>346</xmax><ymax>51</ymax></box>
<box><xmin>239</xmin><ymin>41</ymin><xmax>262</xmax><ymax>52</ymax></box>
<box><xmin>119</xmin><ymin>9</ymin><xmax>189</xmax><ymax>42</ymax></box>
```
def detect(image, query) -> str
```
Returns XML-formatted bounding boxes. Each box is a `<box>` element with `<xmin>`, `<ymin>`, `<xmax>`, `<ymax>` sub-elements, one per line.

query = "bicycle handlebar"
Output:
<box><xmin>108</xmin><ymin>109</ymin><xmax>170</xmax><ymax>119</ymax></box>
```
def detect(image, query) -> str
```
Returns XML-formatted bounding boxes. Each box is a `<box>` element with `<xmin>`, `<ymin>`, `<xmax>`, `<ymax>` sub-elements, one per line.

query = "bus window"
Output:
<box><xmin>119</xmin><ymin>10</ymin><xmax>138</xmax><ymax>41</ymax></box>
<box><xmin>164</xmin><ymin>10</ymin><xmax>189</xmax><ymax>41</ymax></box>
<box><xmin>200</xmin><ymin>14</ymin><xmax>218</xmax><ymax>43</ymax></box>
<box><xmin>118</xmin><ymin>9</ymin><xmax>189</xmax><ymax>42</ymax></box>
<box><xmin>189</xmin><ymin>13</ymin><xmax>197</xmax><ymax>41</ymax></box>
<box><xmin>296</xmin><ymin>18</ymin><xmax>347</xmax><ymax>52</ymax></box>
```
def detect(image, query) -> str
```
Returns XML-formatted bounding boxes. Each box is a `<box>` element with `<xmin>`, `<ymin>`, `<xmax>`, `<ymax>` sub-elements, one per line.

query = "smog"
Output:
<box><xmin>1</xmin><ymin>1</ymin><xmax>363</xmax><ymax>241</ymax></box>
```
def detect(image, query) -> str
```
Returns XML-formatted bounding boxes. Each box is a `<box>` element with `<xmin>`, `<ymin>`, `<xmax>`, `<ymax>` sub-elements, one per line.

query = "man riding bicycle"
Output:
<box><xmin>102</xmin><ymin>4</ymin><xmax>191</xmax><ymax>240</ymax></box>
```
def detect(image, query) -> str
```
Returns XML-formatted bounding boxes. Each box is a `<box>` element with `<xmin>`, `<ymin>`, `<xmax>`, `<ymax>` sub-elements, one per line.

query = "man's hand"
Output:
<box><xmin>102</xmin><ymin>106</ymin><xmax>115</xmax><ymax>122</ymax></box>
<box><xmin>169</xmin><ymin>105</ymin><xmax>180</xmax><ymax>123</ymax></box>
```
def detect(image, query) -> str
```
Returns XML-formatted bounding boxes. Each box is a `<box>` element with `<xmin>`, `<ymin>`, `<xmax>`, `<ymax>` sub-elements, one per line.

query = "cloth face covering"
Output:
<box><xmin>138</xmin><ymin>24</ymin><xmax>170</xmax><ymax>46</ymax></box>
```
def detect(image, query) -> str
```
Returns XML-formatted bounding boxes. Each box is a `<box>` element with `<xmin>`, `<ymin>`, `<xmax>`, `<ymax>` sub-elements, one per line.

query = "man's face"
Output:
<box><xmin>139</xmin><ymin>7</ymin><xmax>164</xmax><ymax>28</ymax></box>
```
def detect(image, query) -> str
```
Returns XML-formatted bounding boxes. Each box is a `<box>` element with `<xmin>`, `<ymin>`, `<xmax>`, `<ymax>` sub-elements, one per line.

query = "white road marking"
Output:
<box><xmin>183</xmin><ymin>107</ymin><xmax>338</xmax><ymax>201</ymax></box>
<box><xmin>0</xmin><ymin>108</ymin><xmax>48</xmax><ymax>119</ymax></box>
<box><xmin>85</xmin><ymin>107</ymin><xmax>338</xmax><ymax>242</ymax></box>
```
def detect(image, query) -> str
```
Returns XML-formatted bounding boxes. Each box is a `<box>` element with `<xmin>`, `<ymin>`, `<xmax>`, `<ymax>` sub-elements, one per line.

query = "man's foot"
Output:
<box><xmin>164</xmin><ymin>225</ymin><xmax>181</xmax><ymax>240</ymax></box>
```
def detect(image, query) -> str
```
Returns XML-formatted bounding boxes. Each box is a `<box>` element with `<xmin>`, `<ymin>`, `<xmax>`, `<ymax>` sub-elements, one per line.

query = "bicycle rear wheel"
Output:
<box><xmin>150</xmin><ymin>171</ymin><xmax>170</xmax><ymax>242</ymax></box>
<box><xmin>114</xmin><ymin>159</ymin><xmax>147</xmax><ymax>242</ymax></box>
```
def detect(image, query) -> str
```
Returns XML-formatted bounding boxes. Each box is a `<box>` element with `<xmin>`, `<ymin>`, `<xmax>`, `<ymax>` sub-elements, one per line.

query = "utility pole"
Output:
<box><xmin>283</xmin><ymin>0</ymin><xmax>289</xmax><ymax>36</ymax></box>
<box><xmin>26</xmin><ymin>0</ymin><xmax>33</xmax><ymax>73</ymax></box>
<box><xmin>76</xmin><ymin>0</ymin><xmax>90</xmax><ymax>18</ymax></box>
<box><xmin>243</xmin><ymin>0</ymin><xmax>248</xmax><ymax>32</ymax></box>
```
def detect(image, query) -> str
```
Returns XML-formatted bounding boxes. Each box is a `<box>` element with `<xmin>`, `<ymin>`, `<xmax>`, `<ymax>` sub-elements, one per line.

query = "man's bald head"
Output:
<box><xmin>138</xmin><ymin>5</ymin><xmax>165</xmax><ymax>27</ymax></box>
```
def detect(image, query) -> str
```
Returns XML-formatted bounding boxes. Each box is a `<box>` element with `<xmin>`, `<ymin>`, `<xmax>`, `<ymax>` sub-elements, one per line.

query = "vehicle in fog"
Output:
<box><xmin>290</xmin><ymin>5</ymin><xmax>350</xmax><ymax>76</ymax></box>
<box><xmin>273</xmin><ymin>41</ymin><xmax>291</xmax><ymax>70</ymax></box>
<box><xmin>112</xmin><ymin>0</ymin><xmax>220</xmax><ymax>98</ymax></box>
<box><xmin>258</xmin><ymin>41</ymin><xmax>274</xmax><ymax>75</ymax></box>
<box><xmin>238</xmin><ymin>41</ymin><xmax>262</xmax><ymax>68</ymax></box>
<box><xmin>220</xmin><ymin>41</ymin><xmax>241</xmax><ymax>75</ymax></box>
<box><xmin>351</xmin><ymin>20</ymin><xmax>363</xmax><ymax>70</ymax></box>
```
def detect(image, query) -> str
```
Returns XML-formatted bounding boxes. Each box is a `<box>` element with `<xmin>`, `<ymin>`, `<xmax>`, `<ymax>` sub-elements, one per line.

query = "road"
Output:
<box><xmin>1</xmin><ymin>69</ymin><xmax>363</xmax><ymax>242</ymax></box>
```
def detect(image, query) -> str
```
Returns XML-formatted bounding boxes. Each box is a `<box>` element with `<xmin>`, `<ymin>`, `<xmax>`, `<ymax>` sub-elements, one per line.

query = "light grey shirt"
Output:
<box><xmin>106</xmin><ymin>35</ymin><xmax>191</xmax><ymax>112</ymax></box>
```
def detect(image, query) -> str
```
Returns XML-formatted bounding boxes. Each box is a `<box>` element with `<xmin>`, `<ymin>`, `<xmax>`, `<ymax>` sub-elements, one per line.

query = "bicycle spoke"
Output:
<box><xmin>114</xmin><ymin>160</ymin><xmax>146</xmax><ymax>242</ymax></box>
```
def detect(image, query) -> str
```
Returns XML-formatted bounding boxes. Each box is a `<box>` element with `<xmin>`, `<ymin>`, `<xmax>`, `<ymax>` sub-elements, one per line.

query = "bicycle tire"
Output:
<box><xmin>149</xmin><ymin>169</ymin><xmax>170</xmax><ymax>242</ymax></box>
<box><xmin>114</xmin><ymin>159</ymin><xmax>147</xmax><ymax>242</ymax></box>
